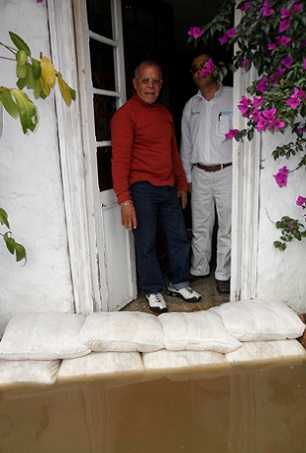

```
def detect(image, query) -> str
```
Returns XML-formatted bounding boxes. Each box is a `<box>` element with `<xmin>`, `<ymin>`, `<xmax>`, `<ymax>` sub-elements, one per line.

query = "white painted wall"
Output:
<box><xmin>257</xmin><ymin>130</ymin><xmax>306</xmax><ymax>313</ymax></box>
<box><xmin>0</xmin><ymin>0</ymin><xmax>74</xmax><ymax>334</ymax></box>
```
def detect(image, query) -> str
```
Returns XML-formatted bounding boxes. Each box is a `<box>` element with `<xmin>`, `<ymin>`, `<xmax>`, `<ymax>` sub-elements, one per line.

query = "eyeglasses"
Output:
<box><xmin>136</xmin><ymin>78</ymin><xmax>163</xmax><ymax>85</ymax></box>
<box><xmin>190</xmin><ymin>60</ymin><xmax>209</xmax><ymax>74</ymax></box>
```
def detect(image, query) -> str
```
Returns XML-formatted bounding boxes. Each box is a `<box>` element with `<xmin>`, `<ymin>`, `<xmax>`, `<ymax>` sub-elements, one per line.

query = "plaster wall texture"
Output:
<box><xmin>0</xmin><ymin>0</ymin><xmax>74</xmax><ymax>334</ymax></box>
<box><xmin>256</xmin><ymin>130</ymin><xmax>306</xmax><ymax>314</ymax></box>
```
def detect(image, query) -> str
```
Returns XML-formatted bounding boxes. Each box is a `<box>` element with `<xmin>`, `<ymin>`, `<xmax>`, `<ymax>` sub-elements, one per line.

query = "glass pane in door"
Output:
<box><xmin>90</xmin><ymin>39</ymin><xmax>115</xmax><ymax>91</ymax></box>
<box><xmin>86</xmin><ymin>0</ymin><xmax>113</xmax><ymax>39</ymax></box>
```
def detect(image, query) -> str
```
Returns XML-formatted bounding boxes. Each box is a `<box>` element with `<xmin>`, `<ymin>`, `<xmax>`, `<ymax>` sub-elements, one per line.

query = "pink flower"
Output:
<box><xmin>281</xmin><ymin>9</ymin><xmax>292</xmax><ymax>19</ymax></box>
<box><xmin>272</xmin><ymin>118</ymin><xmax>286</xmax><ymax>130</ymax></box>
<box><xmin>227</xmin><ymin>28</ymin><xmax>237</xmax><ymax>38</ymax></box>
<box><xmin>293</xmin><ymin>4</ymin><xmax>302</xmax><ymax>13</ymax></box>
<box><xmin>287</xmin><ymin>221</ymin><xmax>293</xmax><ymax>227</ymax></box>
<box><xmin>273</xmin><ymin>166</ymin><xmax>289</xmax><ymax>188</ymax></box>
<box><xmin>253</xmin><ymin>96</ymin><xmax>263</xmax><ymax>108</ymax></box>
<box><xmin>286</xmin><ymin>97</ymin><xmax>301</xmax><ymax>109</ymax></box>
<box><xmin>285</xmin><ymin>87</ymin><xmax>303</xmax><ymax>109</ymax></box>
<box><xmin>296</xmin><ymin>195</ymin><xmax>306</xmax><ymax>207</ymax></box>
<box><xmin>225</xmin><ymin>129</ymin><xmax>240</xmax><ymax>139</ymax></box>
<box><xmin>279</xmin><ymin>19</ymin><xmax>291</xmax><ymax>33</ymax></box>
<box><xmin>219</xmin><ymin>28</ymin><xmax>236</xmax><ymax>45</ymax></box>
<box><xmin>256</xmin><ymin>77</ymin><xmax>268</xmax><ymax>93</ymax></box>
<box><xmin>276</xmin><ymin>35</ymin><xmax>291</xmax><ymax>46</ymax></box>
<box><xmin>238</xmin><ymin>95</ymin><xmax>253</xmax><ymax>117</ymax></box>
<box><xmin>241</xmin><ymin>58</ymin><xmax>249</xmax><ymax>68</ymax></box>
<box><xmin>240</xmin><ymin>2</ymin><xmax>252</xmax><ymax>12</ymax></box>
<box><xmin>199</xmin><ymin>58</ymin><xmax>214</xmax><ymax>77</ymax></box>
<box><xmin>281</xmin><ymin>56</ymin><xmax>293</xmax><ymax>69</ymax></box>
<box><xmin>262</xmin><ymin>0</ymin><xmax>274</xmax><ymax>17</ymax></box>
<box><xmin>36</xmin><ymin>0</ymin><xmax>43</xmax><ymax>3</ymax></box>
<box><xmin>219</xmin><ymin>35</ymin><xmax>228</xmax><ymax>45</ymax></box>
<box><xmin>268</xmin><ymin>43</ymin><xmax>277</xmax><ymax>50</ymax></box>
<box><xmin>297</xmin><ymin>126</ymin><xmax>306</xmax><ymax>136</ymax></box>
<box><xmin>188</xmin><ymin>27</ymin><xmax>204</xmax><ymax>39</ymax></box>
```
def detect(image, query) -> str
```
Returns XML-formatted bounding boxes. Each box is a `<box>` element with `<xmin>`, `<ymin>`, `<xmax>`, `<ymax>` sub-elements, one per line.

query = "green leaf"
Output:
<box><xmin>4</xmin><ymin>235</ymin><xmax>15</xmax><ymax>255</ymax></box>
<box><xmin>9</xmin><ymin>31</ymin><xmax>31</xmax><ymax>55</ymax></box>
<box><xmin>31</xmin><ymin>59</ymin><xmax>42</xmax><ymax>79</ymax></box>
<box><xmin>0</xmin><ymin>208</ymin><xmax>10</xmax><ymax>228</ymax></box>
<box><xmin>15</xmin><ymin>243</ymin><xmax>27</xmax><ymax>262</ymax></box>
<box><xmin>16</xmin><ymin>49</ymin><xmax>28</xmax><ymax>65</ymax></box>
<box><xmin>0</xmin><ymin>88</ymin><xmax>19</xmax><ymax>119</ymax></box>
<box><xmin>11</xmin><ymin>88</ymin><xmax>37</xmax><ymax>133</ymax></box>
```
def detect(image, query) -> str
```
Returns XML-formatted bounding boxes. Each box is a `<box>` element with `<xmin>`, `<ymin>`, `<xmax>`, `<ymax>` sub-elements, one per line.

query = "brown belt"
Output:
<box><xmin>195</xmin><ymin>162</ymin><xmax>232</xmax><ymax>172</ymax></box>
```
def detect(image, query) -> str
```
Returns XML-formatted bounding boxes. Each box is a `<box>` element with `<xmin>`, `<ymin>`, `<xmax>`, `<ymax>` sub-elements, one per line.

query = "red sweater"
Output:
<box><xmin>111</xmin><ymin>94</ymin><xmax>187</xmax><ymax>204</ymax></box>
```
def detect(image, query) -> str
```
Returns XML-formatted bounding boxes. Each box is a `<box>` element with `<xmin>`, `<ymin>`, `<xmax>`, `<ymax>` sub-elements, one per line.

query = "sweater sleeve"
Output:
<box><xmin>110</xmin><ymin>106</ymin><xmax>134</xmax><ymax>204</ymax></box>
<box><xmin>170</xmin><ymin>121</ymin><xmax>188</xmax><ymax>191</ymax></box>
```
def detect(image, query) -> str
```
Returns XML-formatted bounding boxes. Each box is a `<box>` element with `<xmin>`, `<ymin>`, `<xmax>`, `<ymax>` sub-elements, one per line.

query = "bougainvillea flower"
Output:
<box><xmin>240</xmin><ymin>2</ymin><xmax>252</xmax><ymax>12</ymax></box>
<box><xmin>273</xmin><ymin>166</ymin><xmax>289</xmax><ymax>188</ymax></box>
<box><xmin>296</xmin><ymin>195</ymin><xmax>306</xmax><ymax>207</ymax></box>
<box><xmin>36</xmin><ymin>0</ymin><xmax>43</xmax><ymax>3</ymax></box>
<box><xmin>188</xmin><ymin>27</ymin><xmax>204</xmax><ymax>39</ymax></box>
<box><xmin>199</xmin><ymin>58</ymin><xmax>215</xmax><ymax>77</ymax></box>
<box><xmin>262</xmin><ymin>0</ymin><xmax>274</xmax><ymax>17</ymax></box>
<box><xmin>256</xmin><ymin>77</ymin><xmax>268</xmax><ymax>93</ymax></box>
<box><xmin>272</xmin><ymin>118</ymin><xmax>285</xmax><ymax>130</ymax></box>
<box><xmin>297</xmin><ymin>126</ymin><xmax>306</xmax><ymax>136</ymax></box>
<box><xmin>276</xmin><ymin>35</ymin><xmax>291</xmax><ymax>46</ymax></box>
<box><xmin>279</xmin><ymin>19</ymin><xmax>291</xmax><ymax>33</ymax></box>
<box><xmin>227</xmin><ymin>28</ymin><xmax>237</xmax><ymax>38</ymax></box>
<box><xmin>253</xmin><ymin>96</ymin><xmax>263</xmax><ymax>108</ymax></box>
<box><xmin>281</xmin><ymin>56</ymin><xmax>293</xmax><ymax>69</ymax></box>
<box><xmin>293</xmin><ymin>3</ymin><xmax>302</xmax><ymax>13</ymax></box>
<box><xmin>238</xmin><ymin>95</ymin><xmax>252</xmax><ymax>117</ymax></box>
<box><xmin>219</xmin><ymin>34</ymin><xmax>228</xmax><ymax>45</ymax></box>
<box><xmin>225</xmin><ymin>129</ymin><xmax>240</xmax><ymax>139</ymax></box>
<box><xmin>286</xmin><ymin>97</ymin><xmax>301</xmax><ymax>109</ymax></box>
<box><xmin>281</xmin><ymin>8</ymin><xmax>292</xmax><ymax>18</ymax></box>
<box><xmin>287</xmin><ymin>221</ymin><xmax>293</xmax><ymax>227</ymax></box>
<box><xmin>241</xmin><ymin>58</ymin><xmax>249</xmax><ymax>68</ymax></box>
<box><xmin>268</xmin><ymin>43</ymin><xmax>277</xmax><ymax>50</ymax></box>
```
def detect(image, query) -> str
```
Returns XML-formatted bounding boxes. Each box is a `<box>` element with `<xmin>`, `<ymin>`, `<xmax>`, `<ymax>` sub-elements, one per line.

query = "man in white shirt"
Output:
<box><xmin>180</xmin><ymin>48</ymin><xmax>233</xmax><ymax>294</ymax></box>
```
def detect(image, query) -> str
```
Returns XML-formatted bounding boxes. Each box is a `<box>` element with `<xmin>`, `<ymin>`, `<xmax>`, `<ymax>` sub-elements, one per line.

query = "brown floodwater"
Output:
<box><xmin>1</xmin><ymin>357</ymin><xmax>306</xmax><ymax>453</ymax></box>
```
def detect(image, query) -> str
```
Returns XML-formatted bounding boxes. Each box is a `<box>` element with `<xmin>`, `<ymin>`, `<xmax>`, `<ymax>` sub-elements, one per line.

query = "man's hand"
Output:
<box><xmin>121</xmin><ymin>203</ymin><xmax>137</xmax><ymax>231</ymax></box>
<box><xmin>188</xmin><ymin>182</ymin><xmax>192</xmax><ymax>193</ymax></box>
<box><xmin>177</xmin><ymin>190</ymin><xmax>188</xmax><ymax>209</ymax></box>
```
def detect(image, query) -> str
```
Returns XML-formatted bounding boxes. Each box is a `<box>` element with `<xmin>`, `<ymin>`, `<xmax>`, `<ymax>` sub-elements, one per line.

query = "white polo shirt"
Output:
<box><xmin>180</xmin><ymin>85</ymin><xmax>233</xmax><ymax>182</ymax></box>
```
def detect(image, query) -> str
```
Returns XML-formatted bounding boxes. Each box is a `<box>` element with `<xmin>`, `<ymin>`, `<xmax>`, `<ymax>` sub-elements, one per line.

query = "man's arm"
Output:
<box><xmin>111</xmin><ymin>107</ymin><xmax>137</xmax><ymax>230</ymax></box>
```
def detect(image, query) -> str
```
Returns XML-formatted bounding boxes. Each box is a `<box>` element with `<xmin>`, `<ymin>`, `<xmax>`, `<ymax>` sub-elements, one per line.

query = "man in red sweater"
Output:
<box><xmin>111</xmin><ymin>60</ymin><xmax>201</xmax><ymax>313</ymax></box>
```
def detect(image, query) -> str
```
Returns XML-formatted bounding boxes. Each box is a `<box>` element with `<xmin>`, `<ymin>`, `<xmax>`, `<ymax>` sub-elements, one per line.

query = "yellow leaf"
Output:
<box><xmin>40</xmin><ymin>56</ymin><xmax>56</xmax><ymax>96</ymax></box>
<box><xmin>57</xmin><ymin>72</ymin><xmax>73</xmax><ymax>106</ymax></box>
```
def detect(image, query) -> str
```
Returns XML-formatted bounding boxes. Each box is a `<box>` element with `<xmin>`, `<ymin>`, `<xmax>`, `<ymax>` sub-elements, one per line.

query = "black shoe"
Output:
<box><xmin>216</xmin><ymin>279</ymin><xmax>230</xmax><ymax>294</ymax></box>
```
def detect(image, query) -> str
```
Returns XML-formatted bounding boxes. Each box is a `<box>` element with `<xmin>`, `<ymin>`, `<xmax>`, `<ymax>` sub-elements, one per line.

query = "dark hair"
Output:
<box><xmin>134</xmin><ymin>60</ymin><xmax>163</xmax><ymax>78</ymax></box>
<box><xmin>191</xmin><ymin>45</ymin><xmax>218</xmax><ymax>64</ymax></box>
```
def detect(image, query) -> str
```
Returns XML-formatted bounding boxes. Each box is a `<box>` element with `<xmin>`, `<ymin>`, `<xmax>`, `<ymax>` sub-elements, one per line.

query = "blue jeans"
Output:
<box><xmin>130</xmin><ymin>182</ymin><xmax>190</xmax><ymax>294</ymax></box>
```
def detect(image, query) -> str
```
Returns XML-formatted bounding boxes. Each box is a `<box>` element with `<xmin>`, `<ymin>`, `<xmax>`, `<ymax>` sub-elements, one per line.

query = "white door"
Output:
<box><xmin>74</xmin><ymin>0</ymin><xmax>137</xmax><ymax>311</ymax></box>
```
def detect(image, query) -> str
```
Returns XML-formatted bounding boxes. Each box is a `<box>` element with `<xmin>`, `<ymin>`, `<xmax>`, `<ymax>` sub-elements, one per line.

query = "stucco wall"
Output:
<box><xmin>0</xmin><ymin>0</ymin><xmax>74</xmax><ymax>334</ymax></box>
<box><xmin>257</xmin><ymin>130</ymin><xmax>306</xmax><ymax>314</ymax></box>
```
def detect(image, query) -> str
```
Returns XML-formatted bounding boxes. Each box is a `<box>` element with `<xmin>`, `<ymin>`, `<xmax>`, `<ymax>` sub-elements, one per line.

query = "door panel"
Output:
<box><xmin>74</xmin><ymin>0</ymin><xmax>137</xmax><ymax>311</ymax></box>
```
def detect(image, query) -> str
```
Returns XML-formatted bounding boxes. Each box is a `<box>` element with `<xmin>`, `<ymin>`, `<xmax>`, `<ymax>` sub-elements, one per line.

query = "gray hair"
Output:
<box><xmin>134</xmin><ymin>60</ymin><xmax>162</xmax><ymax>79</ymax></box>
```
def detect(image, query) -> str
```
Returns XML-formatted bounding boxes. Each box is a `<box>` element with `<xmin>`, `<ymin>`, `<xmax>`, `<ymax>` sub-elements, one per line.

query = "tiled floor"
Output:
<box><xmin>121</xmin><ymin>272</ymin><xmax>230</xmax><ymax>315</ymax></box>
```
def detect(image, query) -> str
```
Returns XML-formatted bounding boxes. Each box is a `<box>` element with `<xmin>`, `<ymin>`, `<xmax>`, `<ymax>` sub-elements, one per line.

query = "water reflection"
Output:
<box><xmin>1</xmin><ymin>358</ymin><xmax>305</xmax><ymax>452</ymax></box>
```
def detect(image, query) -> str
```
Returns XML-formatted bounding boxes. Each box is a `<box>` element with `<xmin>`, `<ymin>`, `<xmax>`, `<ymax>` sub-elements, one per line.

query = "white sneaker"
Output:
<box><xmin>145</xmin><ymin>293</ymin><xmax>168</xmax><ymax>313</ymax></box>
<box><xmin>166</xmin><ymin>286</ymin><xmax>201</xmax><ymax>302</ymax></box>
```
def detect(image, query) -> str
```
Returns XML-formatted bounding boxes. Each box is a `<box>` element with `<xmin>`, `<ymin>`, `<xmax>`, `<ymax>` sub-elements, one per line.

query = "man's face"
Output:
<box><xmin>191</xmin><ymin>53</ymin><xmax>212</xmax><ymax>88</ymax></box>
<box><xmin>133</xmin><ymin>64</ymin><xmax>163</xmax><ymax>104</ymax></box>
